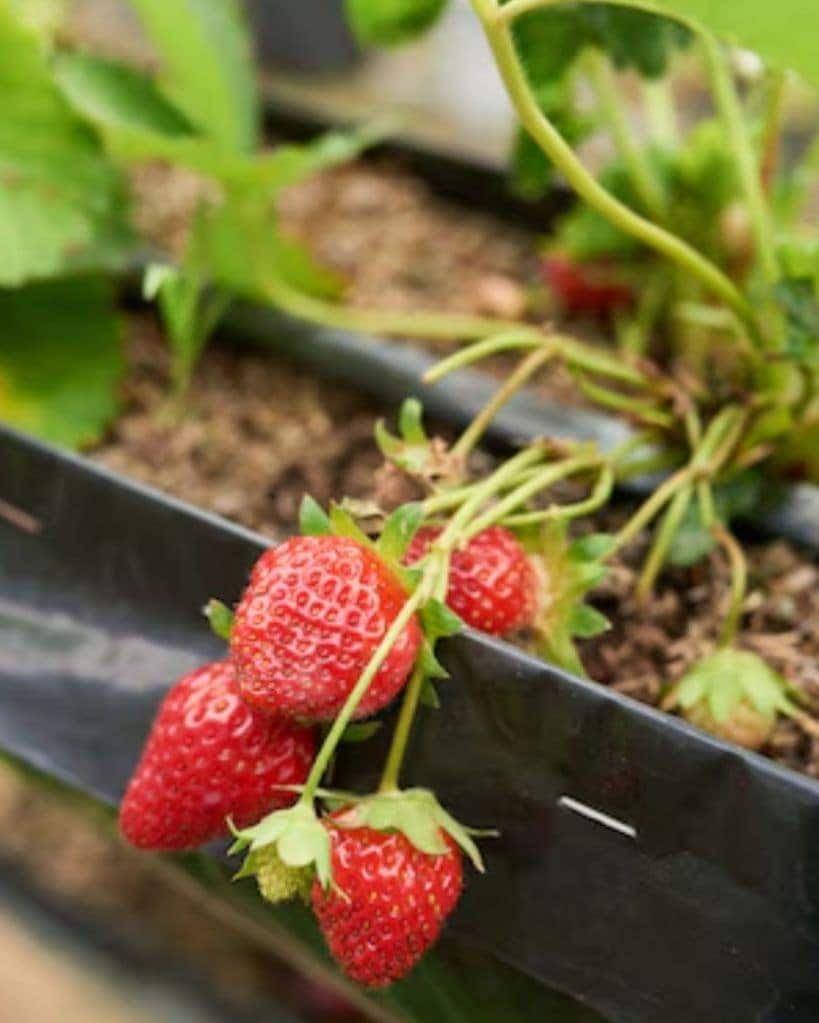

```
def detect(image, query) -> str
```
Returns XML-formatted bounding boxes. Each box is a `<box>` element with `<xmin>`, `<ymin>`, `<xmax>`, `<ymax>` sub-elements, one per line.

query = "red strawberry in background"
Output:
<box><xmin>120</xmin><ymin>661</ymin><xmax>314</xmax><ymax>851</ymax></box>
<box><xmin>406</xmin><ymin>525</ymin><xmax>539</xmax><ymax>636</ymax></box>
<box><xmin>543</xmin><ymin>253</ymin><xmax>633</xmax><ymax>316</ymax></box>
<box><xmin>312</xmin><ymin>818</ymin><xmax>463</xmax><ymax>988</ymax></box>
<box><xmin>230</xmin><ymin>536</ymin><xmax>421</xmax><ymax>721</ymax></box>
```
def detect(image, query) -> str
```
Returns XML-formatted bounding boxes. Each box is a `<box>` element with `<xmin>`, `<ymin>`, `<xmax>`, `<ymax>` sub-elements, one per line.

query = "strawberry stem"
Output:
<box><xmin>451</xmin><ymin>345</ymin><xmax>556</xmax><ymax>460</ymax></box>
<box><xmin>584</xmin><ymin>48</ymin><xmax>666</xmax><ymax>220</ymax></box>
<box><xmin>712</xmin><ymin>522</ymin><xmax>748</xmax><ymax>646</ymax></box>
<box><xmin>378</xmin><ymin>661</ymin><xmax>428</xmax><ymax>793</ymax></box>
<box><xmin>460</xmin><ymin>452</ymin><xmax>604</xmax><ymax>541</ymax></box>
<box><xmin>263</xmin><ymin>275</ymin><xmax>518</xmax><ymax>343</ymax></box>
<box><xmin>502</xmin><ymin>463</ymin><xmax>615</xmax><ymax>526</ymax></box>
<box><xmin>635</xmin><ymin>482</ymin><xmax>694</xmax><ymax>600</ymax></box>
<box><xmin>468</xmin><ymin>0</ymin><xmax>757</xmax><ymax>332</ymax></box>
<box><xmin>699</xmin><ymin>32</ymin><xmax>778</xmax><ymax>288</ymax></box>
<box><xmin>297</xmin><ymin>587</ymin><xmax>427</xmax><ymax>807</ymax></box>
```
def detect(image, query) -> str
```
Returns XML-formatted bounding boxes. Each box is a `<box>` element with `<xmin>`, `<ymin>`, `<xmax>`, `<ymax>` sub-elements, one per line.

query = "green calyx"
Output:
<box><xmin>527</xmin><ymin>523</ymin><xmax>613</xmax><ymax>676</ymax></box>
<box><xmin>665</xmin><ymin>649</ymin><xmax>800</xmax><ymax>727</ymax></box>
<box><xmin>321</xmin><ymin>787</ymin><xmax>495</xmax><ymax>873</ymax></box>
<box><xmin>229</xmin><ymin>802</ymin><xmax>332</xmax><ymax>890</ymax></box>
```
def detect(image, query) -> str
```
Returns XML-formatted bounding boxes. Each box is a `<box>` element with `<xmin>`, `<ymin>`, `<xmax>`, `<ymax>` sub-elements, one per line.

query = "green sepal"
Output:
<box><xmin>374</xmin><ymin>399</ymin><xmax>437</xmax><ymax>476</ymax></box>
<box><xmin>567</xmin><ymin>603</ymin><xmax>610</xmax><ymax>639</ymax></box>
<box><xmin>420</xmin><ymin>678</ymin><xmax>441</xmax><ymax>709</ymax></box>
<box><xmin>531</xmin><ymin>522</ymin><xmax>610</xmax><ymax>676</ymax></box>
<box><xmin>569</xmin><ymin>533</ymin><xmax>616</xmax><ymax>562</ymax></box>
<box><xmin>328</xmin><ymin>502</ymin><xmax>375</xmax><ymax>548</ymax></box>
<box><xmin>420</xmin><ymin>599</ymin><xmax>463</xmax><ymax>641</ymax></box>
<box><xmin>668</xmin><ymin>649</ymin><xmax>800</xmax><ymax>725</ymax></box>
<box><xmin>340</xmin><ymin>721</ymin><xmax>382</xmax><ymax>744</ymax></box>
<box><xmin>229</xmin><ymin>802</ymin><xmax>333</xmax><ymax>891</ymax></box>
<box><xmin>398</xmin><ymin>398</ymin><xmax>428</xmax><ymax>445</ymax></box>
<box><xmin>203</xmin><ymin>598</ymin><xmax>234</xmax><ymax>640</ymax></box>
<box><xmin>298</xmin><ymin>494</ymin><xmax>332</xmax><ymax>536</ymax></box>
<box><xmin>377</xmin><ymin>502</ymin><xmax>424</xmax><ymax>563</ymax></box>
<box><xmin>419</xmin><ymin>637</ymin><xmax>449</xmax><ymax>680</ymax></box>
<box><xmin>326</xmin><ymin>788</ymin><xmax>495</xmax><ymax>872</ymax></box>
<box><xmin>393</xmin><ymin>565</ymin><xmax>423</xmax><ymax>594</ymax></box>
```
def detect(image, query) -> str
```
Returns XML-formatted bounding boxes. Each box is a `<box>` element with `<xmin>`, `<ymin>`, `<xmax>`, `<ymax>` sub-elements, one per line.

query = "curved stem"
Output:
<box><xmin>468</xmin><ymin>0</ymin><xmax>755</xmax><ymax>329</ymax></box>
<box><xmin>452</xmin><ymin>345</ymin><xmax>556</xmax><ymax>459</ymax></box>
<box><xmin>759</xmin><ymin>67</ymin><xmax>787</xmax><ymax>192</ymax></box>
<box><xmin>425</xmin><ymin>329</ymin><xmax>648</xmax><ymax>387</ymax></box>
<box><xmin>699</xmin><ymin>33</ymin><xmax>778</xmax><ymax>286</ymax></box>
<box><xmin>265</xmin><ymin>277</ymin><xmax>519</xmax><ymax>342</ymax></box>
<box><xmin>502</xmin><ymin>464</ymin><xmax>615</xmax><ymax>525</ymax></box>
<box><xmin>636</xmin><ymin>482</ymin><xmax>693</xmax><ymax>599</ymax></box>
<box><xmin>461</xmin><ymin>454</ymin><xmax>602</xmax><ymax>540</ymax></box>
<box><xmin>713</xmin><ymin>523</ymin><xmax>748</xmax><ymax>646</ymax></box>
<box><xmin>611</xmin><ymin>467</ymin><xmax>692</xmax><ymax>554</ymax></box>
<box><xmin>437</xmin><ymin>444</ymin><xmax>548</xmax><ymax>549</ymax></box>
<box><xmin>584</xmin><ymin>49</ymin><xmax>666</xmax><ymax>219</ymax></box>
<box><xmin>378</xmin><ymin>662</ymin><xmax>427</xmax><ymax>793</ymax></box>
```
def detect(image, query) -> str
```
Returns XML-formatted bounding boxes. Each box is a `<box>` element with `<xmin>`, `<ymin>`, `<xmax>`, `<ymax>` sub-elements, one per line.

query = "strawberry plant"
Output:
<box><xmin>29</xmin><ymin>0</ymin><xmax>811</xmax><ymax>994</ymax></box>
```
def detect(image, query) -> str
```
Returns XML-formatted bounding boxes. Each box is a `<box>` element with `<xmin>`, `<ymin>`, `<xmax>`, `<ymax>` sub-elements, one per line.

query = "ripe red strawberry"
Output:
<box><xmin>120</xmin><ymin>661</ymin><xmax>314</xmax><ymax>851</ymax></box>
<box><xmin>406</xmin><ymin>525</ymin><xmax>538</xmax><ymax>635</ymax></box>
<box><xmin>312</xmin><ymin>819</ymin><xmax>463</xmax><ymax>988</ymax></box>
<box><xmin>543</xmin><ymin>253</ymin><xmax>633</xmax><ymax>316</ymax></box>
<box><xmin>230</xmin><ymin>536</ymin><xmax>422</xmax><ymax>721</ymax></box>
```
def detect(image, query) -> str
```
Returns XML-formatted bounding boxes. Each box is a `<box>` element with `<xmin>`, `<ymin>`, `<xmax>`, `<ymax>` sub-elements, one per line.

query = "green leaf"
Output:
<box><xmin>203</xmin><ymin>598</ymin><xmax>233</xmax><ymax>640</ymax></box>
<box><xmin>128</xmin><ymin>0</ymin><xmax>258</xmax><ymax>151</ymax></box>
<box><xmin>340</xmin><ymin>721</ymin><xmax>382</xmax><ymax>743</ymax></box>
<box><xmin>512</xmin><ymin>6</ymin><xmax>589</xmax><ymax>88</ymax></box>
<box><xmin>775</xmin><ymin>277</ymin><xmax>819</xmax><ymax>363</ymax></box>
<box><xmin>193</xmin><ymin>185</ymin><xmax>343</xmax><ymax>302</ymax></box>
<box><xmin>612</xmin><ymin>0</ymin><xmax>819</xmax><ymax>89</ymax></box>
<box><xmin>568</xmin><ymin>532</ymin><xmax>616</xmax><ymax>562</ymax></box>
<box><xmin>345</xmin><ymin>0</ymin><xmax>449</xmax><ymax>46</ymax></box>
<box><xmin>568</xmin><ymin>603</ymin><xmax>610</xmax><ymax>638</ymax></box>
<box><xmin>377</xmin><ymin>502</ymin><xmax>424</xmax><ymax>562</ymax></box>
<box><xmin>0</xmin><ymin>7</ymin><xmax>131</xmax><ymax>285</ymax></box>
<box><xmin>0</xmin><ymin>278</ymin><xmax>122</xmax><ymax>448</ymax></box>
<box><xmin>583</xmin><ymin>5</ymin><xmax>692</xmax><ymax>78</ymax></box>
<box><xmin>299</xmin><ymin>494</ymin><xmax>332</xmax><ymax>536</ymax></box>
<box><xmin>54</xmin><ymin>53</ymin><xmax>194</xmax><ymax>138</ymax></box>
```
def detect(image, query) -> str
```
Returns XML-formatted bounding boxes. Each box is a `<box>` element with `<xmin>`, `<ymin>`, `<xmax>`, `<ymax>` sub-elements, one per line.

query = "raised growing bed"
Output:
<box><xmin>4</xmin><ymin>411</ymin><xmax>819</xmax><ymax>1023</ymax></box>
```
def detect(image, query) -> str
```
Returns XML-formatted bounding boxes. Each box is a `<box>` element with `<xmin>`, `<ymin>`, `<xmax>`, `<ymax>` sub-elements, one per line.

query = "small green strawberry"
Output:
<box><xmin>663</xmin><ymin>649</ymin><xmax>801</xmax><ymax>751</ymax></box>
<box><xmin>238</xmin><ymin>844</ymin><xmax>313</xmax><ymax>905</ymax></box>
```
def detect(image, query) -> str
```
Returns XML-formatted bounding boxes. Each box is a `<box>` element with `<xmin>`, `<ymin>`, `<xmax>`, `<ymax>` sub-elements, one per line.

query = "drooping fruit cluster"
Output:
<box><xmin>121</xmin><ymin>503</ymin><xmax>539</xmax><ymax>989</ymax></box>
